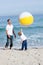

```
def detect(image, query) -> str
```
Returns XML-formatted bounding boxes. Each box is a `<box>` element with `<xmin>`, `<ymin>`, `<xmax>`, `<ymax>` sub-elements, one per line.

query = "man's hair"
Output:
<box><xmin>7</xmin><ymin>19</ymin><xmax>10</xmax><ymax>22</ymax></box>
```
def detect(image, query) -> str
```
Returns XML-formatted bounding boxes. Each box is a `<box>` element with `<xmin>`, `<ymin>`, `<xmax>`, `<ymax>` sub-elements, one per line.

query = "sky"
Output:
<box><xmin>0</xmin><ymin>0</ymin><xmax>43</xmax><ymax>16</ymax></box>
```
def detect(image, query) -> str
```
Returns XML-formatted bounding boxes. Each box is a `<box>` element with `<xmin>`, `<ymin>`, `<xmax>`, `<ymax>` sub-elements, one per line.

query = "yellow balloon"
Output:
<box><xmin>19</xmin><ymin>12</ymin><xmax>34</xmax><ymax>26</ymax></box>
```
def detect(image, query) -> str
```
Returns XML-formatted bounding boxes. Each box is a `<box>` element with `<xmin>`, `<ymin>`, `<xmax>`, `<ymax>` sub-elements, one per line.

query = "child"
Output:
<box><xmin>18</xmin><ymin>31</ymin><xmax>27</xmax><ymax>50</ymax></box>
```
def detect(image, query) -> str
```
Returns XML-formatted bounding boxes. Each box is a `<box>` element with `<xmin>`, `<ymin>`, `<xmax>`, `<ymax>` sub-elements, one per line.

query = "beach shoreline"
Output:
<box><xmin>0</xmin><ymin>47</ymin><xmax>43</xmax><ymax>65</ymax></box>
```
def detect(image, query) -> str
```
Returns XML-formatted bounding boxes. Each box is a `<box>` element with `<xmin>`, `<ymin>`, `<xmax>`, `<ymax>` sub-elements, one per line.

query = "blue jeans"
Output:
<box><xmin>5</xmin><ymin>35</ymin><xmax>13</xmax><ymax>49</ymax></box>
<box><xmin>21</xmin><ymin>40</ymin><xmax>27</xmax><ymax>50</ymax></box>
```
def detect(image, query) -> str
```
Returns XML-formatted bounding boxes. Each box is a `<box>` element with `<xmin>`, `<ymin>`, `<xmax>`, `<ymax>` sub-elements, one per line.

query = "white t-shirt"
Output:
<box><xmin>6</xmin><ymin>24</ymin><xmax>13</xmax><ymax>35</ymax></box>
<box><xmin>20</xmin><ymin>32</ymin><xmax>27</xmax><ymax>41</ymax></box>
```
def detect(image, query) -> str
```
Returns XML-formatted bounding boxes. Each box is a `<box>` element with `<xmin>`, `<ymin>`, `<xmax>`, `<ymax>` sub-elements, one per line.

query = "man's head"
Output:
<box><xmin>18</xmin><ymin>32</ymin><xmax>22</xmax><ymax>36</ymax></box>
<box><xmin>7</xmin><ymin>19</ymin><xmax>11</xmax><ymax>25</ymax></box>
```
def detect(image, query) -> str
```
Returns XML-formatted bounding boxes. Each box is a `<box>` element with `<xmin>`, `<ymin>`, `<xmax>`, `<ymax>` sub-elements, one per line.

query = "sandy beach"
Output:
<box><xmin>0</xmin><ymin>48</ymin><xmax>43</xmax><ymax>65</ymax></box>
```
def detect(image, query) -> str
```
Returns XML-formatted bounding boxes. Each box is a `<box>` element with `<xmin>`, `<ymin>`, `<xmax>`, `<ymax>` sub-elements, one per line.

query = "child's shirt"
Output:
<box><xmin>20</xmin><ymin>32</ymin><xmax>27</xmax><ymax>42</ymax></box>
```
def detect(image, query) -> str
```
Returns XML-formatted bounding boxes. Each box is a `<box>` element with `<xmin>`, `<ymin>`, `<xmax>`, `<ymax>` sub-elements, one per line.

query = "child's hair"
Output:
<box><xmin>18</xmin><ymin>32</ymin><xmax>22</xmax><ymax>36</ymax></box>
<box><xmin>7</xmin><ymin>19</ymin><xmax>10</xmax><ymax>22</ymax></box>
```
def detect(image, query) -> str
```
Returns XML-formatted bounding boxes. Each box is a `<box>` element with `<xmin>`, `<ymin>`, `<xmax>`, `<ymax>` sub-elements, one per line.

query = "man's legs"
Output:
<box><xmin>10</xmin><ymin>36</ymin><xmax>13</xmax><ymax>49</ymax></box>
<box><xmin>5</xmin><ymin>35</ymin><xmax>9</xmax><ymax>48</ymax></box>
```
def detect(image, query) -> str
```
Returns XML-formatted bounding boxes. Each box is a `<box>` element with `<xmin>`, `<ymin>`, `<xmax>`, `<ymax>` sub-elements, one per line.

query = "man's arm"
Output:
<box><xmin>6</xmin><ymin>30</ymin><xmax>8</xmax><ymax>35</ymax></box>
<box><xmin>6</xmin><ymin>30</ymin><xmax>10</xmax><ymax>38</ymax></box>
<box><xmin>13</xmin><ymin>29</ymin><xmax>16</xmax><ymax>38</ymax></box>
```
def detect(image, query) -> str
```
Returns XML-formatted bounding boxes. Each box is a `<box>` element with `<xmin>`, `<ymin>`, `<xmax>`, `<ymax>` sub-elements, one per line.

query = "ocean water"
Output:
<box><xmin>0</xmin><ymin>14</ymin><xmax>43</xmax><ymax>48</ymax></box>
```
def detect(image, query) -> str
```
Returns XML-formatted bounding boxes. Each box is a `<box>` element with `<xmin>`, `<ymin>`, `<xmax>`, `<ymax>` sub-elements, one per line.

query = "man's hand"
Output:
<box><xmin>8</xmin><ymin>35</ymin><xmax>10</xmax><ymax>38</ymax></box>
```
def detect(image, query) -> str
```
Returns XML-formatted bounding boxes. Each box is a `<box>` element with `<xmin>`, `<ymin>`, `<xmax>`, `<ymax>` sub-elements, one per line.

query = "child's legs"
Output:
<box><xmin>21</xmin><ymin>41</ymin><xmax>25</xmax><ymax>50</ymax></box>
<box><xmin>25</xmin><ymin>40</ymin><xmax>27</xmax><ymax>50</ymax></box>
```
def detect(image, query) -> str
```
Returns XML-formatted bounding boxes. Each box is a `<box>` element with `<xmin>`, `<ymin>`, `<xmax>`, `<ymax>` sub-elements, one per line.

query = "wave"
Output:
<box><xmin>0</xmin><ymin>33</ymin><xmax>43</xmax><ymax>47</ymax></box>
<box><xmin>0</xmin><ymin>26</ymin><xmax>43</xmax><ymax>31</ymax></box>
<box><xmin>0</xmin><ymin>27</ymin><xmax>5</xmax><ymax>31</ymax></box>
<box><xmin>14</xmin><ymin>26</ymin><xmax>43</xmax><ymax>28</ymax></box>
<box><xmin>14</xmin><ymin>33</ymin><xmax>43</xmax><ymax>46</ymax></box>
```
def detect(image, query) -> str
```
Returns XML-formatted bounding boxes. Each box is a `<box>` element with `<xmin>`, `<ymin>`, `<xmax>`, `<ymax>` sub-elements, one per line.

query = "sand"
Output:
<box><xmin>0</xmin><ymin>47</ymin><xmax>43</xmax><ymax>65</ymax></box>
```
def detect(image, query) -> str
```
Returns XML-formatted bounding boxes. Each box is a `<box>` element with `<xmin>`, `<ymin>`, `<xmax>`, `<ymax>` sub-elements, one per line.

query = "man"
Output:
<box><xmin>5</xmin><ymin>19</ymin><xmax>16</xmax><ymax>49</ymax></box>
